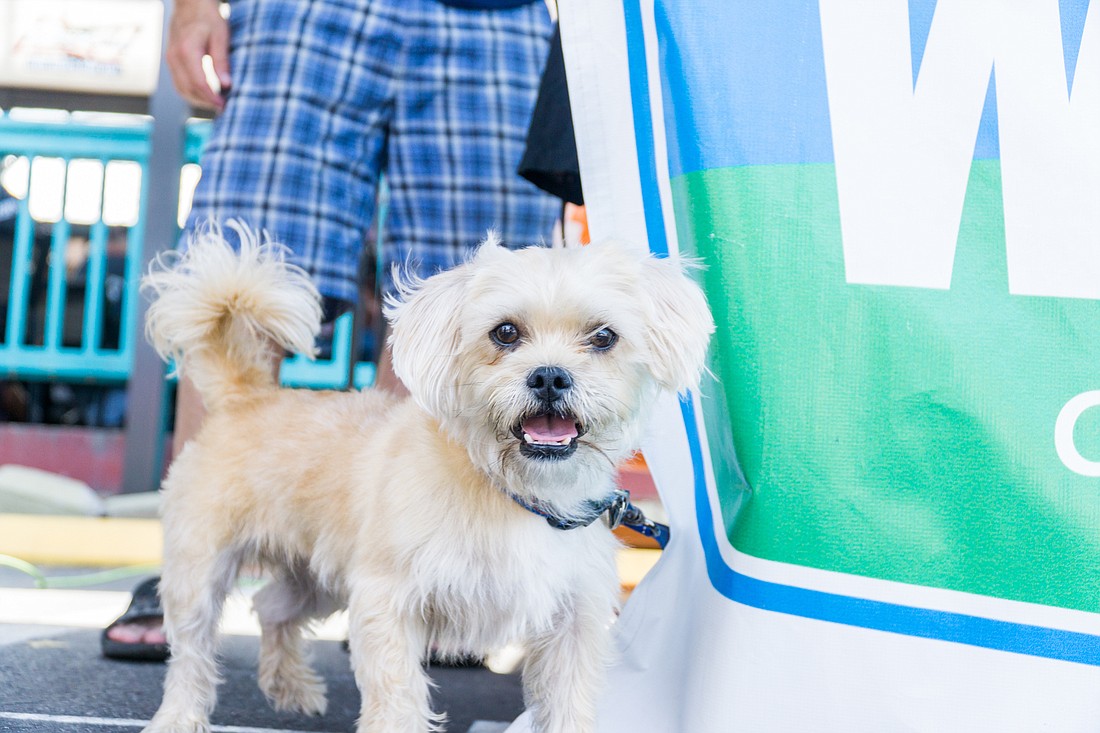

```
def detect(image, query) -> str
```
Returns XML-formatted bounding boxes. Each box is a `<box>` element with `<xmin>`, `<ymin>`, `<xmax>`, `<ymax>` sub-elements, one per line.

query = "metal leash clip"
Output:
<box><xmin>605</xmin><ymin>489</ymin><xmax>671</xmax><ymax>549</ymax></box>
<box><xmin>605</xmin><ymin>489</ymin><xmax>631</xmax><ymax>530</ymax></box>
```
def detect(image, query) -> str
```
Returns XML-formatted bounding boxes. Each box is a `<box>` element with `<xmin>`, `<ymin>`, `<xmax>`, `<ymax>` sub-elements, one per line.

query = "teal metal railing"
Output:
<box><xmin>0</xmin><ymin>115</ymin><xmax>373</xmax><ymax>391</ymax></box>
<box><xmin>0</xmin><ymin>113</ymin><xmax>151</xmax><ymax>382</ymax></box>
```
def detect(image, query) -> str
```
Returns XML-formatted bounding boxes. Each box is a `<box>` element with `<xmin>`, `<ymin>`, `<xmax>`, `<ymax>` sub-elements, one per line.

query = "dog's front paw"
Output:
<box><xmin>142</xmin><ymin>712</ymin><xmax>210</xmax><ymax>733</ymax></box>
<box><xmin>260</xmin><ymin>671</ymin><xmax>328</xmax><ymax>716</ymax></box>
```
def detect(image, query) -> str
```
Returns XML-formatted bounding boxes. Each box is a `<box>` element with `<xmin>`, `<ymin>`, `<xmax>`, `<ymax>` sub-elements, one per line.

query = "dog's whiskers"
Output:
<box><xmin>577</xmin><ymin>440</ymin><xmax>617</xmax><ymax>470</ymax></box>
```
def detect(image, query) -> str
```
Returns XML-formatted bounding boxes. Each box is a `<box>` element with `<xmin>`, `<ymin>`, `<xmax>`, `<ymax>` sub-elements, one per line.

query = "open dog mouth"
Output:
<box><xmin>512</xmin><ymin>412</ymin><xmax>585</xmax><ymax>460</ymax></box>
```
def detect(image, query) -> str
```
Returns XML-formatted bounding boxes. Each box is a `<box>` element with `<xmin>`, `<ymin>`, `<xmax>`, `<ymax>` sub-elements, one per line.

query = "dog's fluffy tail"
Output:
<box><xmin>142</xmin><ymin>222</ymin><xmax>322</xmax><ymax>408</ymax></box>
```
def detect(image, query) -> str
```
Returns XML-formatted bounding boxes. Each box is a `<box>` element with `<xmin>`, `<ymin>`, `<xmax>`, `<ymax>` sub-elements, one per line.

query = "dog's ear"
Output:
<box><xmin>385</xmin><ymin>263</ymin><xmax>471</xmax><ymax>416</ymax></box>
<box><xmin>640</xmin><ymin>255</ymin><xmax>715</xmax><ymax>393</ymax></box>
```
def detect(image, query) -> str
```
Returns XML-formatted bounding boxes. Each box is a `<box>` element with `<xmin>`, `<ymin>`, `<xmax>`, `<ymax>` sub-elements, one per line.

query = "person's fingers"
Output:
<box><xmin>166</xmin><ymin>39</ymin><xmax>208</xmax><ymax>109</ymax></box>
<box><xmin>165</xmin><ymin>6</ymin><xmax>228</xmax><ymax>111</ymax></box>
<box><xmin>171</xmin><ymin>39</ymin><xmax>224</xmax><ymax>110</ymax></box>
<box><xmin>207</xmin><ymin>20</ymin><xmax>232</xmax><ymax>95</ymax></box>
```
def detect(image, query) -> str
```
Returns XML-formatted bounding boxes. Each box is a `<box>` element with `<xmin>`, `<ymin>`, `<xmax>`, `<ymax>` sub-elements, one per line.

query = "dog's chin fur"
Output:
<box><xmin>141</xmin><ymin>224</ymin><xmax>714</xmax><ymax>733</ymax></box>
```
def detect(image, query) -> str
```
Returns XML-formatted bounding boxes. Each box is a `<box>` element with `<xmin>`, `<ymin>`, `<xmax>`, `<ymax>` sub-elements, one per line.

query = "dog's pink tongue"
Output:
<box><xmin>522</xmin><ymin>414</ymin><xmax>578</xmax><ymax>442</ymax></box>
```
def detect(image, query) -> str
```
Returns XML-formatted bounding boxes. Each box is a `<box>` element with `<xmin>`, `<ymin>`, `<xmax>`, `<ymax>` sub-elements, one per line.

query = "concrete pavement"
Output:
<box><xmin>0</xmin><ymin>624</ymin><xmax>518</xmax><ymax>732</ymax></box>
<box><xmin>0</xmin><ymin>577</ymin><xmax>519</xmax><ymax>733</ymax></box>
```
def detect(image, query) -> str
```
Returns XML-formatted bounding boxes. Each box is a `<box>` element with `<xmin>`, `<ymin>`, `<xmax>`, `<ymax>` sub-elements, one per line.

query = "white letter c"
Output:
<box><xmin>1056</xmin><ymin>391</ymin><xmax>1100</xmax><ymax>477</ymax></box>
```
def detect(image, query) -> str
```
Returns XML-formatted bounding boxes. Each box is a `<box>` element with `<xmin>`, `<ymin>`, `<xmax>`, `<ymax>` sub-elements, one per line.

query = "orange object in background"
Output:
<box><xmin>564</xmin><ymin>203</ymin><xmax>590</xmax><ymax>245</ymax></box>
<box><xmin>615</xmin><ymin>452</ymin><xmax>663</xmax><ymax>550</ymax></box>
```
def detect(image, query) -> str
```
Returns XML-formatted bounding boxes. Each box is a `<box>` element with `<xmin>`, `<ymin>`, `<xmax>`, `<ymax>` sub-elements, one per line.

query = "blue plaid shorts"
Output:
<box><xmin>185</xmin><ymin>0</ymin><xmax>558</xmax><ymax>303</ymax></box>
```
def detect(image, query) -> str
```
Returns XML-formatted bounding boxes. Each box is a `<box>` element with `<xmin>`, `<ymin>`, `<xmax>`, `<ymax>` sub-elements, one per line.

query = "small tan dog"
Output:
<box><xmin>141</xmin><ymin>225</ymin><xmax>713</xmax><ymax>733</ymax></box>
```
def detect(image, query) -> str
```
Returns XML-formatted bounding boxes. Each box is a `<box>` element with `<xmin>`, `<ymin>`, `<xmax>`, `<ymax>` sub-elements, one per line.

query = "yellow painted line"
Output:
<box><xmin>0</xmin><ymin>513</ymin><xmax>661</xmax><ymax>591</ymax></box>
<box><xmin>0</xmin><ymin>514</ymin><xmax>162</xmax><ymax>567</ymax></box>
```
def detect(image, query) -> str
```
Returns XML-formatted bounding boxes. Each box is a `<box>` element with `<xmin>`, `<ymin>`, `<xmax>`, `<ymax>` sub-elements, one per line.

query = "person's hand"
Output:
<box><xmin>166</xmin><ymin>0</ymin><xmax>231</xmax><ymax>111</ymax></box>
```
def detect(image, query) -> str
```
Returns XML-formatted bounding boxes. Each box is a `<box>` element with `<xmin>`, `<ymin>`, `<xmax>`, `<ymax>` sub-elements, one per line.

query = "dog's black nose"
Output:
<box><xmin>527</xmin><ymin>366</ymin><xmax>573</xmax><ymax>403</ymax></box>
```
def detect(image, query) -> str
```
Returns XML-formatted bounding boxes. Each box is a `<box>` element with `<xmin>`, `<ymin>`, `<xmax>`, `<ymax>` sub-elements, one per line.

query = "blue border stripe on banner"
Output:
<box><xmin>677</xmin><ymin>396</ymin><xmax>1100</xmax><ymax>667</ymax></box>
<box><xmin>622</xmin><ymin>0</ymin><xmax>669</xmax><ymax>257</ymax></box>
<box><xmin>623</xmin><ymin>0</ymin><xmax>1100</xmax><ymax>666</ymax></box>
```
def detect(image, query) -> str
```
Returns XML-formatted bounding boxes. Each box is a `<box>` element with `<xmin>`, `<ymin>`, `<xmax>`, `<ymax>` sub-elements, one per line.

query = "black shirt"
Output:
<box><xmin>433</xmin><ymin>0</ymin><xmax>542</xmax><ymax>9</ymax></box>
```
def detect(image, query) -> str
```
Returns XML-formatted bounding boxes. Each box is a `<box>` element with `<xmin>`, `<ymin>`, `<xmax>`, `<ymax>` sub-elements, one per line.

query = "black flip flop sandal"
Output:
<box><xmin>101</xmin><ymin>577</ymin><xmax>169</xmax><ymax>662</ymax></box>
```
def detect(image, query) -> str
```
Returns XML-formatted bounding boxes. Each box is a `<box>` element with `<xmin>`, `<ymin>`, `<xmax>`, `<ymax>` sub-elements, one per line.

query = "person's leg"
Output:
<box><xmin>375</xmin><ymin>1</ymin><xmax>558</xmax><ymax>397</ymax></box>
<box><xmin>384</xmin><ymin>1</ymin><xmax>558</xmax><ymax>284</ymax></box>
<box><xmin>104</xmin><ymin>375</ymin><xmax>206</xmax><ymax>651</ymax></box>
<box><xmin>172</xmin><ymin>376</ymin><xmax>204</xmax><ymax>457</ymax></box>
<box><xmin>106</xmin><ymin>0</ymin><xmax>394</xmax><ymax>658</ymax></box>
<box><xmin>184</xmin><ymin>0</ymin><xmax>390</xmax><ymax>307</ymax></box>
<box><xmin>169</xmin><ymin>0</ymin><xmax>396</xmax><ymax>404</ymax></box>
<box><xmin>372</xmin><ymin>331</ymin><xmax>407</xmax><ymax>396</ymax></box>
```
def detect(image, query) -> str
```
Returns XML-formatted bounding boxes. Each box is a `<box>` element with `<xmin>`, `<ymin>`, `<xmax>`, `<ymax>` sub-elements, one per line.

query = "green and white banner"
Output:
<box><xmin>511</xmin><ymin>1</ymin><xmax>1100</xmax><ymax>730</ymax></box>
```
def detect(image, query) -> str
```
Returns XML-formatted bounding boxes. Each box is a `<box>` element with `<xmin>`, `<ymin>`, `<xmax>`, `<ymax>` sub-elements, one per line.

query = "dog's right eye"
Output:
<box><xmin>490</xmin><ymin>322</ymin><xmax>521</xmax><ymax>347</ymax></box>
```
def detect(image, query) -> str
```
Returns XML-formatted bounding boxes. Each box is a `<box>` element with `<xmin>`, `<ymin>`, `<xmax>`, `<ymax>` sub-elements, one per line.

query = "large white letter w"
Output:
<box><xmin>820</xmin><ymin>0</ymin><xmax>1099</xmax><ymax>299</ymax></box>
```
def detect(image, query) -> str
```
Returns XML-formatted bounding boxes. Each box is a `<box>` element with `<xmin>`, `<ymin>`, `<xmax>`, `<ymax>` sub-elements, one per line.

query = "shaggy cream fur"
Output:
<box><xmin>141</xmin><ymin>224</ymin><xmax>713</xmax><ymax>733</ymax></box>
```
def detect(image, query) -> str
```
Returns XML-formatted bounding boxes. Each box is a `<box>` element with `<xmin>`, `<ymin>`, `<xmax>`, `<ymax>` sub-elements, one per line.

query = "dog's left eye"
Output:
<box><xmin>490</xmin><ymin>322</ymin><xmax>521</xmax><ymax>347</ymax></box>
<box><xmin>588</xmin><ymin>327</ymin><xmax>618</xmax><ymax>351</ymax></box>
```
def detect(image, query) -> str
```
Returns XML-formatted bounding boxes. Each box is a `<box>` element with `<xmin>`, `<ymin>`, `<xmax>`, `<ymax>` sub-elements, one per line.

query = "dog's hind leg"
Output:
<box><xmin>346</xmin><ymin>577</ymin><xmax>443</xmax><ymax>733</ymax></box>
<box><xmin>144</xmin><ymin>545</ymin><xmax>239</xmax><ymax>733</ymax></box>
<box><xmin>254</xmin><ymin>561</ymin><xmax>334</xmax><ymax>715</ymax></box>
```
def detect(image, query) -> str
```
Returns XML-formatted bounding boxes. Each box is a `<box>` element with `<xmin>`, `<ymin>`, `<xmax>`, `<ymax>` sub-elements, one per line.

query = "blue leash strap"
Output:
<box><xmin>506</xmin><ymin>488</ymin><xmax>671</xmax><ymax>549</ymax></box>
